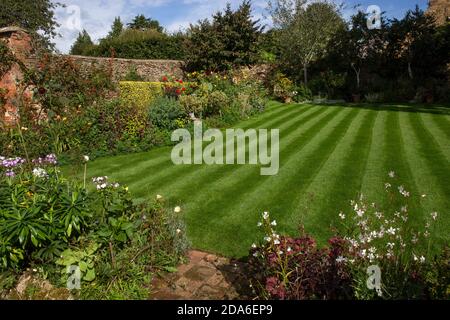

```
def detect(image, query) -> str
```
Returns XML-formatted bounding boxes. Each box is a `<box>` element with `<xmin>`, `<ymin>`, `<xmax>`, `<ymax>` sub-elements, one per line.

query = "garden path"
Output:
<box><xmin>150</xmin><ymin>250</ymin><xmax>251</xmax><ymax>300</ymax></box>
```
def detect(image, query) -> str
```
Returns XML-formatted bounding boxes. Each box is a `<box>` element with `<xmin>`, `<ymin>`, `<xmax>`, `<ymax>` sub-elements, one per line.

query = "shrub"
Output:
<box><xmin>364</xmin><ymin>93</ymin><xmax>384</xmax><ymax>103</ymax></box>
<box><xmin>178</xmin><ymin>94</ymin><xmax>206</xmax><ymax>116</ymax></box>
<box><xmin>205</xmin><ymin>91</ymin><xmax>229</xmax><ymax>116</ymax></box>
<box><xmin>271</xmin><ymin>73</ymin><xmax>296</xmax><ymax>102</ymax></box>
<box><xmin>0</xmin><ymin>155</ymin><xmax>189</xmax><ymax>298</ymax></box>
<box><xmin>86</xmin><ymin>29</ymin><xmax>186</xmax><ymax>60</ymax></box>
<box><xmin>248</xmin><ymin>212</ymin><xmax>353</xmax><ymax>300</ymax></box>
<box><xmin>148</xmin><ymin>96</ymin><xmax>186</xmax><ymax>131</ymax></box>
<box><xmin>248</xmin><ymin>172</ymin><xmax>449</xmax><ymax>300</ymax></box>
<box><xmin>119</xmin><ymin>81</ymin><xmax>164</xmax><ymax>110</ymax></box>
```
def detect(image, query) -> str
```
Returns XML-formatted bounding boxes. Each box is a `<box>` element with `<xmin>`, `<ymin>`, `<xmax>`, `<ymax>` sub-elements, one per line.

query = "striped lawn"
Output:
<box><xmin>66</xmin><ymin>102</ymin><xmax>450</xmax><ymax>258</ymax></box>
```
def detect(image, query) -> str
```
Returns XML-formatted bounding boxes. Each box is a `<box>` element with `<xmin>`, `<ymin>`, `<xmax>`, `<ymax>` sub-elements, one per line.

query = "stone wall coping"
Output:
<box><xmin>64</xmin><ymin>55</ymin><xmax>184</xmax><ymax>64</ymax></box>
<box><xmin>0</xmin><ymin>26</ymin><xmax>28</xmax><ymax>34</ymax></box>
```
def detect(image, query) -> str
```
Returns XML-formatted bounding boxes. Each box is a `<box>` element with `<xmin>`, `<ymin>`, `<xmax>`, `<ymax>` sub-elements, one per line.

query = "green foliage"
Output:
<box><xmin>148</xmin><ymin>96</ymin><xmax>186</xmax><ymax>131</ymax></box>
<box><xmin>184</xmin><ymin>0</ymin><xmax>262</xmax><ymax>72</ymax></box>
<box><xmin>119</xmin><ymin>81</ymin><xmax>164</xmax><ymax>110</ymax></box>
<box><xmin>122</xmin><ymin>66</ymin><xmax>144</xmax><ymax>82</ymax></box>
<box><xmin>70</xmin><ymin>30</ymin><xmax>94</xmax><ymax>56</ymax></box>
<box><xmin>0</xmin><ymin>0</ymin><xmax>60</xmax><ymax>45</ymax></box>
<box><xmin>0</xmin><ymin>159</ymin><xmax>189</xmax><ymax>299</ymax></box>
<box><xmin>269</xmin><ymin>0</ymin><xmax>345</xmax><ymax>85</ymax></box>
<box><xmin>85</xmin><ymin>29</ymin><xmax>185</xmax><ymax>60</ymax></box>
<box><xmin>127</xmin><ymin>15</ymin><xmax>163</xmax><ymax>33</ymax></box>
<box><xmin>0</xmin><ymin>41</ymin><xmax>15</xmax><ymax>77</ymax></box>
<box><xmin>107</xmin><ymin>17</ymin><xmax>124</xmax><ymax>39</ymax></box>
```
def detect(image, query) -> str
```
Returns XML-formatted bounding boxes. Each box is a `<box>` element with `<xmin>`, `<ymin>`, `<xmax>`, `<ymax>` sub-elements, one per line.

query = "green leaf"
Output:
<box><xmin>79</xmin><ymin>261</ymin><xmax>87</xmax><ymax>272</ymax></box>
<box><xmin>163</xmin><ymin>266</ymin><xmax>178</xmax><ymax>273</ymax></box>
<box><xmin>83</xmin><ymin>268</ymin><xmax>96</xmax><ymax>282</ymax></box>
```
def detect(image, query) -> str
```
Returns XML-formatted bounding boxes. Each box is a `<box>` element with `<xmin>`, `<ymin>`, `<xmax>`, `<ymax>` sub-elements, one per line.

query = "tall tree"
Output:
<box><xmin>268</xmin><ymin>0</ymin><xmax>344</xmax><ymax>85</ymax></box>
<box><xmin>107</xmin><ymin>17</ymin><xmax>124</xmax><ymax>39</ymax></box>
<box><xmin>184</xmin><ymin>0</ymin><xmax>262</xmax><ymax>71</ymax></box>
<box><xmin>70</xmin><ymin>30</ymin><xmax>94</xmax><ymax>55</ymax></box>
<box><xmin>127</xmin><ymin>14</ymin><xmax>163</xmax><ymax>32</ymax></box>
<box><xmin>0</xmin><ymin>0</ymin><xmax>60</xmax><ymax>47</ymax></box>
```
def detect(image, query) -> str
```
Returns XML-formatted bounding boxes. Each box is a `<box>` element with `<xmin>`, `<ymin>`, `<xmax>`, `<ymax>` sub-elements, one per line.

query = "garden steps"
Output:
<box><xmin>150</xmin><ymin>250</ymin><xmax>251</xmax><ymax>300</ymax></box>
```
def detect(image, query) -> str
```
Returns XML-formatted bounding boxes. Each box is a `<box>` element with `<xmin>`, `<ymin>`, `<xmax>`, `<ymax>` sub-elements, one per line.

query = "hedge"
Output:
<box><xmin>119</xmin><ymin>81</ymin><xmax>164</xmax><ymax>110</ymax></box>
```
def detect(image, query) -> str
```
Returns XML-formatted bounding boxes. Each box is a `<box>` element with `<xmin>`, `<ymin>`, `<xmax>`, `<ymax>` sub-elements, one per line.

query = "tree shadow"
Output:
<box><xmin>312</xmin><ymin>102</ymin><xmax>450</xmax><ymax>116</ymax></box>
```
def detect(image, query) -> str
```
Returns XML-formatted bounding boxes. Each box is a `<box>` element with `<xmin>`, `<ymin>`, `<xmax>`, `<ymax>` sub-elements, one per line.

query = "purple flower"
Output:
<box><xmin>32</xmin><ymin>154</ymin><xmax>57</xmax><ymax>166</ymax></box>
<box><xmin>1</xmin><ymin>157</ymin><xmax>25</xmax><ymax>169</ymax></box>
<box><xmin>5</xmin><ymin>169</ymin><xmax>15</xmax><ymax>177</ymax></box>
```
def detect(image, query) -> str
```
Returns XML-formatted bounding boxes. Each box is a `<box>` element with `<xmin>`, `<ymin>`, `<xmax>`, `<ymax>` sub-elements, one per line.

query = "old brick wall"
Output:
<box><xmin>0</xmin><ymin>27</ymin><xmax>35</xmax><ymax>125</ymax></box>
<box><xmin>66</xmin><ymin>55</ymin><xmax>184</xmax><ymax>82</ymax></box>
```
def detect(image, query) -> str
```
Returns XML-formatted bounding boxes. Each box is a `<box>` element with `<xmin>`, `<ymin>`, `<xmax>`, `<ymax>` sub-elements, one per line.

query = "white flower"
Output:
<box><xmin>32</xmin><ymin>167</ymin><xmax>48</xmax><ymax>178</ymax></box>
<box><xmin>174</xmin><ymin>206</ymin><xmax>181</xmax><ymax>213</ymax></box>
<box><xmin>176</xmin><ymin>229</ymin><xmax>182</xmax><ymax>234</ymax></box>
<box><xmin>388</xmin><ymin>171</ymin><xmax>395</xmax><ymax>178</ymax></box>
<box><xmin>387</xmin><ymin>242</ymin><xmax>395</xmax><ymax>249</ymax></box>
<box><xmin>253</xmin><ymin>252</ymin><xmax>259</xmax><ymax>257</ymax></box>
<box><xmin>339</xmin><ymin>212</ymin><xmax>346</xmax><ymax>220</ymax></box>
<box><xmin>385</xmin><ymin>183</ymin><xmax>391</xmax><ymax>189</ymax></box>
<box><xmin>336</xmin><ymin>256</ymin><xmax>346</xmax><ymax>263</ymax></box>
<box><xmin>262</xmin><ymin>212</ymin><xmax>269</xmax><ymax>220</ymax></box>
<box><xmin>420</xmin><ymin>256</ymin><xmax>426</xmax><ymax>263</ymax></box>
<box><xmin>273</xmin><ymin>239</ymin><xmax>280</xmax><ymax>245</ymax></box>
<box><xmin>375</xmin><ymin>212</ymin><xmax>383</xmax><ymax>219</ymax></box>
<box><xmin>424</xmin><ymin>230</ymin><xmax>430</xmax><ymax>238</ymax></box>
<box><xmin>413</xmin><ymin>254</ymin><xmax>418</xmax><ymax>261</ymax></box>
<box><xmin>401</xmin><ymin>206</ymin><xmax>408</xmax><ymax>212</ymax></box>
<box><xmin>156</xmin><ymin>194</ymin><xmax>163</xmax><ymax>200</ymax></box>
<box><xmin>278</xmin><ymin>251</ymin><xmax>283</xmax><ymax>255</ymax></box>
<box><xmin>264</xmin><ymin>236</ymin><xmax>271</xmax><ymax>242</ymax></box>
<box><xmin>257</xmin><ymin>222</ymin><xmax>262</xmax><ymax>227</ymax></box>
<box><xmin>431</xmin><ymin>212</ymin><xmax>438</xmax><ymax>221</ymax></box>
<box><xmin>421</xmin><ymin>194</ymin><xmax>427</xmax><ymax>198</ymax></box>
<box><xmin>360</xmin><ymin>249</ymin><xmax>367</xmax><ymax>258</ymax></box>
<box><xmin>251</xmin><ymin>243</ymin><xmax>257</xmax><ymax>249</ymax></box>
<box><xmin>83</xmin><ymin>155</ymin><xmax>90</xmax><ymax>162</ymax></box>
<box><xmin>271</xmin><ymin>220</ymin><xmax>277</xmax><ymax>226</ymax></box>
<box><xmin>356</xmin><ymin>209</ymin><xmax>365</xmax><ymax>217</ymax></box>
<box><xmin>287</xmin><ymin>247</ymin><xmax>292</xmax><ymax>253</ymax></box>
<box><xmin>387</xmin><ymin>227</ymin><xmax>396</xmax><ymax>235</ymax></box>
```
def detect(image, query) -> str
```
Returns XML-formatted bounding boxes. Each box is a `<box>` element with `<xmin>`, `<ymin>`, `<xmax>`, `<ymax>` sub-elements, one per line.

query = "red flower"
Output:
<box><xmin>175</xmin><ymin>89</ymin><xmax>181</xmax><ymax>95</ymax></box>
<box><xmin>178</xmin><ymin>79</ymin><xmax>183</xmax><ymax>84</ymax></box>
<box><xmin>181</xmin><ymin>87</ymin><xmax>186</xmax><ymax>92</ymax></box>
<box><xmin>162</xmin><ymin>76</ymin><xmax>168</xmax><ymax>82</ymax></box>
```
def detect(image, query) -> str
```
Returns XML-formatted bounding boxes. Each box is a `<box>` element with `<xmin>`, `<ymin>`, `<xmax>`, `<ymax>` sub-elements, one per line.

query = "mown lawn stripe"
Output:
<box><xmin>187</xmin><ymin>107</ymin><xmax>359</xmax><ymax>256</ymax></box>
<box><xmin>131</xmin><ymin>105</ymin><xmax>323</xmax><ymax>198</ymax></box>
<box><xmin>402</xmin><ymin>112</ymin><xmax>450</xmax><ymax>248</ymax></box>
<box><xmin>300</xmin><ymin>109</ymin><xmax>377</xmax><ymax>242</ymax></box>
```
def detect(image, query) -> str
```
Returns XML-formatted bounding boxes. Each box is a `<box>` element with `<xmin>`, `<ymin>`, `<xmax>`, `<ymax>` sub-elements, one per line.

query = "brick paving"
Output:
<box><xmin>150</xmin><ymin>250</ymin><xmax>251</xmax><ymax>300</ymax></box>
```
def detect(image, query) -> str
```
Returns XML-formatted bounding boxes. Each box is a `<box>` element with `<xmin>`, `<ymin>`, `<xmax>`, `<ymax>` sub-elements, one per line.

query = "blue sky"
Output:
<box><xmin>53</xmin><ymin>0</ymin><xmax>429</xmax><ymax>53</ymax></box>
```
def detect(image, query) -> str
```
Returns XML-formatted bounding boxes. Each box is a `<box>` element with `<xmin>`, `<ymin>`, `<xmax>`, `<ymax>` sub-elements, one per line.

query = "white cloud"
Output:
<box><xmin>52</xmin><ymin>0</ymin><xmax>172</xmax><ymax>53</ymax></box>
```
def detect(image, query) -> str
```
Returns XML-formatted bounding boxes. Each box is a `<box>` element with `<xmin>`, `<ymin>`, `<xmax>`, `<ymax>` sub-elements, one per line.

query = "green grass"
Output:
<box><xmin>66</xmin><ymin>102</ymin><xmax>450</xmax><ymax>258</ymax></box>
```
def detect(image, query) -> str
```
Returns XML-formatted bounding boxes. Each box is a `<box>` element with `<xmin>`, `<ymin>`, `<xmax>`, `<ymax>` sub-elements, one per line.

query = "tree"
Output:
<box><xmin>127</xmin><ymin>15</ymin><xmax>163</xmax><ymax>32</ymax></box>
<box><xmin>184</xmin><ymin>0</ymin><xmax>262</xmax><ymax>71</ymax></box>
<box><xmin>268</xmin><ymin>0</ymin><xmax>344</xmax><ymax>85</ymax></box>
<box><xmin>385</xmin><ymin>6</ymin><xmax>442</xmax><ymax>82</ymax></box>
<box><xmin>0</xmin><ymin>0</ymin><xmax>60</xmax><ymax>46</ymax></box>
<box><xmin>335</xmin><ymin>11</ymin><xmax>387</xmax><ymax>90</ymax></box>
<box><xmin>107</xmin><ymin>17</ymin><xmax>124</xmax><ymax>39</ymax></box>
<box><xmin>70</xmin><ymin>30</ymin><xmax>94</xmax><ymax>55</ymax></box>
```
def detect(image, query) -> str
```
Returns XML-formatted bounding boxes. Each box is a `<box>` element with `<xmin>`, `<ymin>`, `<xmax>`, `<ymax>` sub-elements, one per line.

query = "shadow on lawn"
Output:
<box><xmin>317</xmin><ymin>103</ymin><xmax>450</xmax><ymax>116</ymax></box>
